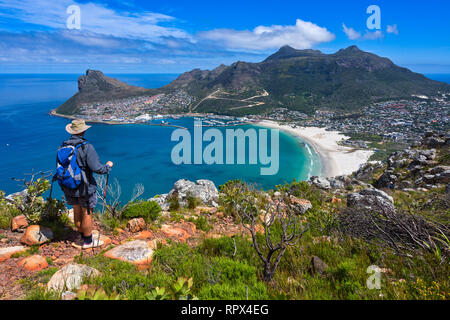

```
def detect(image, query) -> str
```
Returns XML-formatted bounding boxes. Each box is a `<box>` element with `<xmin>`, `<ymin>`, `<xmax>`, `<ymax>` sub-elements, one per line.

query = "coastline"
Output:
<box><xmin>256</xmin><ymin>120</ymin><xmax>374</xmax><ymax>178</ymax></box>
<box><xmin>49</xmin><ymin>109</ymin><xmax>189</xmax><ymax>129</ymax></box>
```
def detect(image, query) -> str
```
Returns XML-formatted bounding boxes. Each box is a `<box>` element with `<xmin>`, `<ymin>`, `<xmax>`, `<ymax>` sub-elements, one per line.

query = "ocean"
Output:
<box><xmin>0</xmin><ymin>73</ymin><xmax>321</xmax><ymax>203</ymax></box>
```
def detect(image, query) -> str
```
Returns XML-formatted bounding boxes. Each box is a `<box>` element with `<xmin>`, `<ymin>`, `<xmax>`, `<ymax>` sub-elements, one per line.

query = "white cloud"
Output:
<box><xmin>364</xmin><ymin>30</ymin><xmax>384</xmax><ymax>40</ymax></box>
<box><xmin>342</xmin><ymin>23</ymin><xmax>361</xmax><ymax>40</ymax></box>
<box><xmin>342</xmin><ymin>23</ymin><xmax>384</xmax><ymax>41</ymax></box>
<box><xmin>0</xmin><ymin>0</ymin><xmax>191</xmax><ymax>42</ymax></box>
<box><xmin>199</xmin><ymin>19</ymin><xmax>335</xmax><ymax>51</ymax></box>
<box><xmin>387</xmin><ymin>24</ymin><xmax>399</xmax><ymax>35</ymax></box>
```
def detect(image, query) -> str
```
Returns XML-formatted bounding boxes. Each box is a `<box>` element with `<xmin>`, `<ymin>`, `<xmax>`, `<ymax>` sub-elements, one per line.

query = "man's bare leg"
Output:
<box><xmin>73</xmin><ymin>205</ymin><xmax>83</xmax><ymax>233</ymax></box>
<box><xmin>80</xmin><ymin>206</ymin><xmax>94</xmax><ymax>237</ymax></box>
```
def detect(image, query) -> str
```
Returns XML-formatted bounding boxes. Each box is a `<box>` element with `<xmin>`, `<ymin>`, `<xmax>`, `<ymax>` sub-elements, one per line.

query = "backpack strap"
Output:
<box><xmin>75</xmin><ymin>142</ymin><xmax>89</xmax><ymax>185</ymax></box>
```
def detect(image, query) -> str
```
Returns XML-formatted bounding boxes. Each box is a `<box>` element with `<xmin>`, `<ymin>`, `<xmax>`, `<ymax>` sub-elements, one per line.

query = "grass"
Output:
<box><xmin>11</xmin><ymin>245</ymin><xmax>39</xmax><ymax>258</ymax></box>
<box><xmin>18</xmin><ymin>227</ymin><xmax>449</xmax><ymax>300</ymax></box>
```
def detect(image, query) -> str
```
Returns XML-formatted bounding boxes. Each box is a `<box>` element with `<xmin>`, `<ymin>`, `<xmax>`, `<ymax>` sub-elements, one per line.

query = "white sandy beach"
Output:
<box><xmin>257</xmin><ymin>120</ymin><xmax>374</xmax><ymax>178</ymax></box>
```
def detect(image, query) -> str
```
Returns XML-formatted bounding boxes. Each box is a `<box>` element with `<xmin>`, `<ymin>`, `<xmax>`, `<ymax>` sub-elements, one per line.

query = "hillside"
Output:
<box><xmin>167</xmin><ymin>45</ymin><xmax>450</xmax><ymax>114</ymax></box>
<box><xmin>56</xmin><ymin>47</ymin><xmax>450</xmax><ymax>116</ymax></box>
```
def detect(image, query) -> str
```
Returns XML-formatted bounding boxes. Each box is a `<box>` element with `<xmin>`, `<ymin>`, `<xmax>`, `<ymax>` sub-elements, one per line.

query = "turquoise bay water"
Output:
<box><xmin>0</xmin><ymin>74</ymin><xmax>320</xmax><ymax>203</ymax></box>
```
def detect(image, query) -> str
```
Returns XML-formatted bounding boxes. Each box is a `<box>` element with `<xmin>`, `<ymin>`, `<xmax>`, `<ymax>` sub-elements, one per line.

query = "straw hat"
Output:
<box><xmin>65</xmin><ymin>119</ymin><xmax>91</xmax><ymax>135</ymax></box>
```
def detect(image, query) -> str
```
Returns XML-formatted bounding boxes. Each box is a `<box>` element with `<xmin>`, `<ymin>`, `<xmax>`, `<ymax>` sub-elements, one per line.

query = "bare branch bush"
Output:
<box><xmin>231</xmin><ymin>183</ymin><xmax>308</xmax><ymax>282</ymax></box>
<box><xmin>96</xmin><ymin>175</ymin><xmax>144</xmax><ymax>220</ymax></box>
<box><xmin>338</xmin><ymin>202</ymin><xmax>450</xmax><ymax>259</ymax></box>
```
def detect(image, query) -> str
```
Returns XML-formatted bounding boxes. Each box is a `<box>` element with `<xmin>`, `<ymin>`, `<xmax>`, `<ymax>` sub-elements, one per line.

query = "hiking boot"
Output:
<box><xmin>82</xmin><ymin>237</ymin><xmax>104</xmax><ymax>250</ymax></box>
<box><xmin>71</xmin><ymin>233</ymin><xmax>85</xmax><ymax>248</ymax></box>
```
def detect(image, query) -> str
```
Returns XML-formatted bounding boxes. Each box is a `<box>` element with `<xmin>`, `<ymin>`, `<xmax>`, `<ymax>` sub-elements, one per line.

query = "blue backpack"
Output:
<box><xmin>55</xmin><ymin>142</ymin><xmax>87</xmax><ymax>189</ymax></box>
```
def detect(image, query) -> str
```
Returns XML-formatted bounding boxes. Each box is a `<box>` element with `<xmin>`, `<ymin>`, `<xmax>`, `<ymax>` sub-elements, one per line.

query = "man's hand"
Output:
<box><xmin>106</xmin><ymin>161</ymin><xmax>114</xmax><ymax>168</ymax></box>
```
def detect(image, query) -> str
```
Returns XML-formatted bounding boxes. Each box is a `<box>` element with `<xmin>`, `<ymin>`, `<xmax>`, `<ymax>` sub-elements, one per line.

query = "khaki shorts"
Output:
<box><xmin>65</xmin><ymin>193</ymin><xmax>97</xmax><ymax>209</ymax></box>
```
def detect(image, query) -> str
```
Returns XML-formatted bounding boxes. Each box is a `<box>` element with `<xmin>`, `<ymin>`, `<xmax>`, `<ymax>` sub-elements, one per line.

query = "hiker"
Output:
<box><xmin>56</xmin><ymin>119</ymin><xmax>113</xmax><ymax>249</ymax></box>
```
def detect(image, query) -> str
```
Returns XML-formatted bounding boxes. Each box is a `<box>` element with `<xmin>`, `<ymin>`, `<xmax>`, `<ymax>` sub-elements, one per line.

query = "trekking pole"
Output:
<box><xmin>45</xmin><ymin>174</ymin><xmax>56</xmax><ymax>218</ymax></box>
<box><xmin>98</xmin><ymin>173</ymin><xmax>109</xmax><ymax>247</ymax></box>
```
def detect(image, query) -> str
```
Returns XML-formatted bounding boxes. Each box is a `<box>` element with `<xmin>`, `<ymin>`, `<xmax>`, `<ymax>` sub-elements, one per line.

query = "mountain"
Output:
<box><xmin>165</xmin><ymin>45</ymin><xmax>450</xmax><ymax>115</ymax></box>
<box><xmin>56</xmin><ymin>47</ymin><xmax>450</xmax><ymax>116</ymax></box>
<box><xmin>56</xmin><ymin>70</ymin><xmax>153</xmax><ymax>115</ymax></box>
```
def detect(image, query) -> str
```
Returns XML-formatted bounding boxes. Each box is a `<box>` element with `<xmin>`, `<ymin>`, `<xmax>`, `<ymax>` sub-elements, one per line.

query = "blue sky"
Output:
<box><xmin>0</xmin><ymin>0</ymin><xmax>449</xmax><ymax>74</ymax></box>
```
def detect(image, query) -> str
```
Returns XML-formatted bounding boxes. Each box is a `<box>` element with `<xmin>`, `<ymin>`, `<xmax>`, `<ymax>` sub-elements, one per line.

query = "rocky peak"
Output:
<box><xmin>264</xmin><ymin>45</ymin><xmax>323</xmax><ymax>62</ymax></box>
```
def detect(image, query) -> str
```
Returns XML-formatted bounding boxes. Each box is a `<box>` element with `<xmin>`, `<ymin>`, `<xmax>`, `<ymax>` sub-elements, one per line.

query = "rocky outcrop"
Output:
<box><xmin>376</xmin><ymin>170</ymin><xmax>397</xmax><ymax>189</ymax></box>
<box><xmin>347</xmin><ymin>188</ymin><xmax>395</xmax><ymax>214</ymax></box>
<box><xmin>371</xmin><ymin>131</ymin><xmax>449</xmax><ymax>191</ymax></box>
<box><xmin>150</xmin><ymin>194</ymin><xmax>170</xmax><ymax>211</ymax></box>
<box><xmin>150</xmin><ymin>179</ymin><xmax>219</xmax><ymax>210</ymax></box>
<box><xmin>171</xmin><ymin>179</ymin><xmax>219</xmax><ymax>207</ymax></box>
<box><xmin>422</xmin><ymin>131</ymin><xmax>449</xmax><ymax>148</ymax></box>
<box><xmin>5</xmin><ymin>189</ymin><xmax>28</xmax><ymax>203</ymax></box>
<box><xmin>309</xmin><ymin>176</ymin><xmax>331</xmax><ymax>190</ymax></box>
<box><xmin>47</xmin><ymin>263</ymin><xmax>100</xmax><ymax>292</ymax></box>
<box><xmin>354</xmin><ymin>161</ymin><xmax>384</xmax><ymax>182</ymax></box>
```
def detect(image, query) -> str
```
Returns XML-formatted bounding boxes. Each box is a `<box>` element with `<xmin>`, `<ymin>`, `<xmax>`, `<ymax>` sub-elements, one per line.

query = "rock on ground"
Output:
<box><xmin>104</xmin><ymin>240</ymin><xmax>154</xmax><ymax>266</ymax></box>
<box><xmin>126</xmin><ymin>218</ymin><xmax>146</xmax><ymax>233</ymax></box>
<box><xmin>18</xmin><ymin>255</ymin><xmax>48</xmax><ymax>271</ymax></box>
<box><xmin>310</xmin><ymin>256</ymin><xmax>328</xmax><ymax>275</ymax></box>
<box><xmin>289</xmin><ymin>196</ymin><xmax>312</xmax><ymax>214</ymax></box>
<box><xmin>134</xmin><ymin>230</ymin><xmax>153</xmax><ymax>240</ymax></box>
<box><xmin>0</xmin><ymin>246</ymin><xmax>27</xmax><ymax>262</ymax></box>
<box><xmin>20</xmin><ymin>225</ymin><xmax>54</xmax><ymax>246</ymax></box>
<box><xmin>347</xmin><ymin>188</ymin><xmax>396</xmax><ymax>213</ymax></box>
<box><xmin>47</xmin><ymin>263</ymin><xmax>100</xmax><ymax>292</ymax></box>
<box><xmin>160</xmin><ymin>224</ymin><xmax>191</xmax><ymax>243</ymax></box>
<box><xmin>11</xmin><ymin>215</ymin><xmax>28</xmax><ymax>232</ymax></box>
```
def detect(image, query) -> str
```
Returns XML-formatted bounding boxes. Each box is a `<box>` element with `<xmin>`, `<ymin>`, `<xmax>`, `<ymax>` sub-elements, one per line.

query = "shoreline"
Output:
<box><xmin>256</xmin><ymin>120</ymin><xmax>374</xmax><ymax>178</ymax></box>
<box><xmin>50</xmin><ymin>110</ymin><xmax>190</xmax><ymax>129</ymax></box>
<box><xmin>49</xmin><ymin>110</ymin><xmax>251</xmax><ymax>129</ymax></box>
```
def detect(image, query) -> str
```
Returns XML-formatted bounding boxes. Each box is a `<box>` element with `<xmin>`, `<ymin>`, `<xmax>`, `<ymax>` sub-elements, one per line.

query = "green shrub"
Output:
<box><xmin>186</xmin><ymin>192</ymin><xmax>201</xmax><ymax>209</ymax></box>
<box><xmin>122</xmin><ymin>200</ymin><xmax>161</xmax><ymax>221</ymax></box>
<box><xmin>209</xmin><ymin>257</ymin><xmax>259</xmax><ymax>284</ymax></box>
<box><xmin>330</xmin><ymin>259</ymin><xmax>363</xmax><ymax>299</ymax></box>
<box><xmin>197</xmin><ymin>236</ymin><xmax>259</xmax><ymax>269</ymax></box>
<box><xmin>153</xmin><ymin>244</ymin><xmax>207</xmax><ymax>288</ymax></box>
<box><xmin>0</xmin><ymin>191</ymin><xmax>17</xmax><ymax>229</ymax></box>
<box><xmin>167</xmin><ymin>194</ymin><xmax>180</xmax><ymax>212</ymax></box>
<box><xmin>25</xmin><ymin>287</ymin><xmax>60</xmax><ymax>300</ymax></box>
<box><xmin>198</xmin><ymin>281</ymin><xmax>268</xmax><ymax>300</ymax></box>
<box><xmin>193</xmin><ymin>216</ymin><xmax>211</xmax><ymax>232</ymax></box>
<box><xmin>198</xmin><ymin>257</ymin><xmax>268</xmax><ymax>299</ymax></box>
